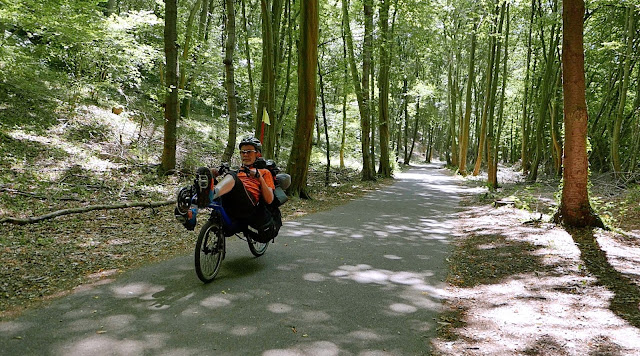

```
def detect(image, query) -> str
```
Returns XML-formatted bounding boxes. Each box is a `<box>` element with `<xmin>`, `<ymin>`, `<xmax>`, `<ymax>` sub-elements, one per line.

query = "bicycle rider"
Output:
<box><xmin>174</xmin><ymin>136</ymin><xmax>285</xmax><ymax>232</ymax></box>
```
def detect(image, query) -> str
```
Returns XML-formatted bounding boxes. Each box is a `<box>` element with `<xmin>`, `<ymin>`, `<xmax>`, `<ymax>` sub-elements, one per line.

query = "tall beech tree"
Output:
<box><xmin>554</xmin><ymin>0</ymin><xmax>602</xmax><ymax>228</ymax></box>
<box><xmin>286</xmin><ymin>0</ymin><xmax>318</xmax><ymax>198</ymax></box>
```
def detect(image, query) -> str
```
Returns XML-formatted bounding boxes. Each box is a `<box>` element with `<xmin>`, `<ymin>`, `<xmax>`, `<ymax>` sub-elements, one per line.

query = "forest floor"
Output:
<box><xmin>432</xmin><ymin>167</ymin><xmax>640</xmax><ymax>355</ymax></box>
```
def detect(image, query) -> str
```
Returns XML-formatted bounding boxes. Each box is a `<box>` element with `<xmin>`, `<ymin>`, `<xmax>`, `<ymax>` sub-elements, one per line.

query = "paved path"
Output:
<box><xmin>1</xmin><ymin>163</ymin><xmax>463</xmax><ymax>355</ymax></box>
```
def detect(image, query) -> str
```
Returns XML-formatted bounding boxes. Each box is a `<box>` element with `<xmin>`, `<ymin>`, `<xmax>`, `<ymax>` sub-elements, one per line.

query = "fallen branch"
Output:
<box><xmin>0</xmin><ymin>199</ymin><xmax>174</xmax><ymax>225</ymax></box>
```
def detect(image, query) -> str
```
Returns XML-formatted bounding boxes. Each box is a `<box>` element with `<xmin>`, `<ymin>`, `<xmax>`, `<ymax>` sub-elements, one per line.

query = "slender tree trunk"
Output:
<box><xmin>472</xmin><ymin>8</ymin><xmax>498</xmax><ymax>176</ymax></box>
<box><xmin>448</xmin><ymin>59</ymin><xmax>459</xmax><ymax>167</ymax></box>
<box><xmin>241</xmin><ymin>0</ymin><xmax>257</xmax><ymax>122</ymax></box>
<box><xmin>488</xmin><ymin>3</ymin><xmax>507</xmax><ymax>189</ymax></box>
<box><xmin>340</xmin><ymin>20</ymin><xmax>348</xmax><ymax>169</ymax></box>
<box><xmin>554</xmin><ymin>0</ymin><xmax>602</xmax><ymax>228</ymax></box>
<box><xmin>161</xmin><ymin>0</ymin><xmax>179</xmax><ymax>172</ymax></box>
<box><xmin>179</xmin><ymin>0</ymin><xmax>203</xmax><ymax>90</ymax></box>
<box><xmin>407</xmin><ymin>99</ymin><xmax>420</xmax><ymax>164</ymax></box>
<box><xmin>370</xmin><ymin>56</ymin><xmax>376</xmax><ymax>172</ymax></box>
<box><xmin>276</xmin><ymin>0</ymin><xmax>294</xmax><ymax>154</ymax></box>
<box><xmin>361</xmin><ymin>0</ymin><xmax>375</xmax><ymax>180</ymax></box>
<box><xmin>198</xmin><ymin>0</ymin><xmax>210</xmax><ymax>40</ymax></box>
<box><xmin>550</xmin><ymin>70</ymin><xmax>563</xmax><ymax>176</ymax></box>
<box><xmin>377</xmin><ymin>0</ymin><xmax>392</xmax><ymax>177</ymax></box>
<box><xmin>221</xmin><ymin>0</ymin><xmax>238</xmax><ymax>162</ymax></box>
<box><xmin>343</xmin><ymin>0</ymin><xmax>374</xmax><ymax>180</ymax></box>
<box><xmin>458</xmin><ymin>26</ymin><xmax>477</xmax><ymax>175</ymax></box>
<box><xmin>318</xmin><ymin>54</ymin><xmax>331</xmax><ymax>186</ymax></box>
<box><xmin>521</xmin><ymin>0</ymin><xmax>535</xmax><ymax>174</ymax></box>
<box><xmin>611</xmin><ymin>6</ymin><xmax>635</xmax><ymax>173</ymax></box>
<box><xmin>286</xmin><ymin>0</ymin><xmax>318</xmax><ymax>198</ymax></box>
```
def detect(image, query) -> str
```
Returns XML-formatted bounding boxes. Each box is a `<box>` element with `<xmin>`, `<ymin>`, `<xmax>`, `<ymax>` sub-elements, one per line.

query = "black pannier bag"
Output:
<box><xmin>247</xmin><ymin>205</ymin><xmax>280</xmax><ymax>243</ymax></box>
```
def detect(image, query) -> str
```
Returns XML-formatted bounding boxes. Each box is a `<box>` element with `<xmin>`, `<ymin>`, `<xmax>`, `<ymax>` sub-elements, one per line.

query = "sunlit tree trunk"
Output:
<box><xmin>286</xmin><ymin>0</ymin><xmax>318</xmax><ymax>198</ymax></box>
<box><xmin>161</xmin><ymin>0</ymin><xmax>179</xmax><ymax>172</ymax></box>
<box><xmin>554</xmin><ymin>0</ymin><xmax>603</xmax><ymax>228</ymax></box>
<box><xmin>221</xmin><ymin>0</ymin><xmax>238</xmax><ymax>162</ymax></box>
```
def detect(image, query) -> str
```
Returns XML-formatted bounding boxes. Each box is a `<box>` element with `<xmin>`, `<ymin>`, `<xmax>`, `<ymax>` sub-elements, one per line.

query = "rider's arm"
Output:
<box><xmin>258</xmin><ymin>175</ymin><xmax>274</xmax><ymax>204</ymax></box>
<box><xmin>252</xmin><ymin>169</ymin><xmax>274</xmax><ymax>204</ymax></box>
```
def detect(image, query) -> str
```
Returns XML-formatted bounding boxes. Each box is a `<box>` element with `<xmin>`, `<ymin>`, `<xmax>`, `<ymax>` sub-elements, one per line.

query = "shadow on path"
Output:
<box><xmin>568</xmin><ymin>228</ymin><xmax>640</xmax><ymax>328</ymax></box>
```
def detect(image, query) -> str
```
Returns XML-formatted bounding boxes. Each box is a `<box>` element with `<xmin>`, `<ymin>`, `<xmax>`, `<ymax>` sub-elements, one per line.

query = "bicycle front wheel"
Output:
<box><xmin>247</xmin><ymin>236</ymin><xmax>269</xmax><ymax>257</ymax></box>
<box><xmin>195</xmin><ymin>220</ymin><xmax>225</xmax><ymax>283</ymax></box>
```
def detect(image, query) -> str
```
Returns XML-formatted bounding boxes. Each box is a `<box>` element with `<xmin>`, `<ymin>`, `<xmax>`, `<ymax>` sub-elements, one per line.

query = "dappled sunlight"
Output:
<box><xmin>263</xmin><ymin>341</ymin><xmax>341</xmax><ymax>356</ymax></box>
<box><xmin>433</xmin><ymin>203</ymin><xmax>640</xmax><ymax>355</ymax></box>
<box><xmin>8</xmin><ymin>129</ymin><xmax>121</xmax><ymax>174</ymax></box>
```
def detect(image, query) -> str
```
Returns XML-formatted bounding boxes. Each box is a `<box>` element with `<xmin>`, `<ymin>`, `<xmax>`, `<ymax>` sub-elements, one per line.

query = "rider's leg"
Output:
<box><xmin>211</xmin><ymin>174</ymin><xmax>235</xmax><ymax>200</ymax></box>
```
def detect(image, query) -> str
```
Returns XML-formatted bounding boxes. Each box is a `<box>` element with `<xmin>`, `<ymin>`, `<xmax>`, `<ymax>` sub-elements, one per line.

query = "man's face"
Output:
<box><xmin>239</xmin><ymin>144</ymin><xmax>258</xmax><ymax>166</ymax></box>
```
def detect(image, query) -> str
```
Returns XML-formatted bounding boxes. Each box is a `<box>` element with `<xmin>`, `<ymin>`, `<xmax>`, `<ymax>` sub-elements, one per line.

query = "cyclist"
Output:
<box><xmin>174</xmin><ymin>136</ymin><xmax>283</xmax><ymax>236</ymax></box>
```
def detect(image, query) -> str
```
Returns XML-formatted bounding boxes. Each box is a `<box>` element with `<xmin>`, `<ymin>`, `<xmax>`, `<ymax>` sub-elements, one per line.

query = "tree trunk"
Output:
<box><xmin>241</xmin><ymin>0</ymin><xmax>257</xmax><ymax>122</ymax></box>
<box><xmin>458</xmin><ymin>25</ymin><xmax>477</xmax><ymax>175</ymax></box>
<box><xmin>554</xmin><ymin>0</ymin><xmax>603</xmax><ymax>228</ymax></box>
<box><xmin>488</xmin><ymin>3</ymin><xmax>507</xmax><ymax>189</ymax></box>
<box><xmin>361</xmin><ymin>0</ymin><xmax>375</xmax><ymax>180</ymax></box>
<box><xmin>611</xmin><ymin>6</ymin><xmax>635</xmax><ymax>173</ymax></box>
<box><xmin>257</xmin><ymin>0</ymin><xmax>284</xmax><ymax>158</ymax></box>
<box><xmin>161</xmin><ymin>0</ymin><xmax>179</xmax><ymax>172</ymax></box>
<box><xmin>318</xmin><ymin>53</ymin><xmax>331</xmax><ymax>186</ymax></box>
<box><xmin>406</xmin><ymin>99</ymin><xmax>420</xmax><ymax>164</ymax></box>
<box><xmin>340</xmin><ymin>20</ymin><xmax>348</xmax><ymax>169</ymax></box>
<box><xmin>550</xmin><ymin>70</ymin><xmax>563</xmax><ymax>176</ymax></box>
<box><xmin>529</xmin><ymin>5</ymin><xmax>560</xmax><ymax>182</ymax></box>
<box><xmin>472</xmin><ymin>7</ymin><xmax>498</xmax><ymax>176</ymax></box>
<box><xmin>521</xmin><ymin>0</ymin><xmax>535</xmax><ymax>174</ymax></box>
<box><xmin>286</xmin><ymin>0</ymin><xmax>318</xmax><ymax>198</ymax></box>
<box><xmin>178</xmin><ymin>0</ymin><xmax>203</xmax><ymax>119</ymax></box>
<box><xmin>343</xmin><ymin>0</ymin><xmax>374</xmax><ymax>180</ymax></box>
<box><xmin>377</xmin><ymin>0</ymin><xmax>392</xmax><ymax>177</ymax></box>
<box><xmin>198</xmin><ymin>0</ymin><xmax>210</xmax><ymax>40</ymax></box>
<box><xmin>221</xmin><ymin>0</ymin><xmax>238</xmax><ymax>163</ymax></box>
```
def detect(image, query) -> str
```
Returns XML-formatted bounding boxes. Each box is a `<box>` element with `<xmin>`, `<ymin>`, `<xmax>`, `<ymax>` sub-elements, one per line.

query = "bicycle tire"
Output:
<box><xmin>195</xmin><ymin>220</ymin><xmax>224</xmax><ymax>283</ymax></box>
<box><xmin>247</xmin><ymin>236</ymin><xmax>269</xmax><ymax>257</ymax></box>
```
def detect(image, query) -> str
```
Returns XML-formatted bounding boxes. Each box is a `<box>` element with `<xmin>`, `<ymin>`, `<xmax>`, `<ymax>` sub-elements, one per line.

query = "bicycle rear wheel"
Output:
<box><xmin>195</xmin><ymin>220</ymin><xmax>225</xmax><ymax>283</ymax></box>
<box><xmin>247</xmin><ymin>236</ymin><xmax>269</xmax><ymax>257</ymax></box>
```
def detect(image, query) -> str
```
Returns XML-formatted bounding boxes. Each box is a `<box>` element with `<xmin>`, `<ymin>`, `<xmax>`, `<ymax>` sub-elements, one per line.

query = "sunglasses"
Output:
<box><xmin>240</xmin><ymin>149</ymin><xmax>257</xmax><ymax>154</ymax></box>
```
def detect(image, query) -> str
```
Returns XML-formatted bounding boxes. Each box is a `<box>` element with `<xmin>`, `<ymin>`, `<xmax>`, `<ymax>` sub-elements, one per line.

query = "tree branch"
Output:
<box><xmin>0</xmin><ymin>200</ymin><xmax>174</xmax><ymax>226</ymax></box>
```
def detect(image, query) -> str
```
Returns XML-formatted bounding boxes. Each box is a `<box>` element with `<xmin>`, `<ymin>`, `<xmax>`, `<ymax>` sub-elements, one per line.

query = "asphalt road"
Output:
<box><xmin>1</xmin><ymin>163</ymin><xmax>463</xmax><ymax>356</ymax></box>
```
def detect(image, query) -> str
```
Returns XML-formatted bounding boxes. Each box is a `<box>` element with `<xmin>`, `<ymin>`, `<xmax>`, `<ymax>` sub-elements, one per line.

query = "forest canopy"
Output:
<box><xmin>1</xmin><ymin>0</ymin><xmax>640</xmax><ymax>195</ymax></box>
